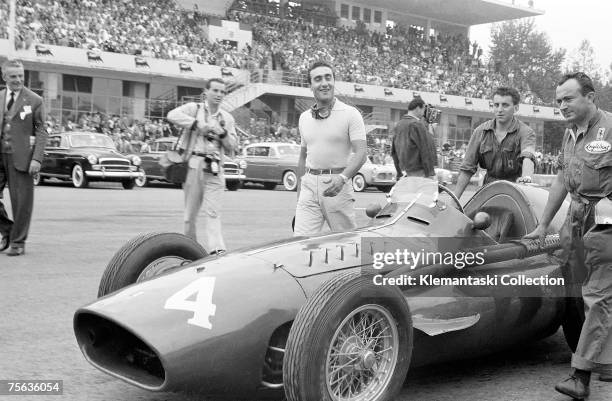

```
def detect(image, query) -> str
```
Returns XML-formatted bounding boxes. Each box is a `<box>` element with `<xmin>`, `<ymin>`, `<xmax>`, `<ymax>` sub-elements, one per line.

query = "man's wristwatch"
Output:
<box><xmin>339</xmin><ymin>173</ymin><xmax>349</xmax><ymax>183</ymax></box>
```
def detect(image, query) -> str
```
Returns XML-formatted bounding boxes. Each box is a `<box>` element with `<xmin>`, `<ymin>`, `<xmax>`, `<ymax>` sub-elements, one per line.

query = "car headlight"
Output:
<box><xmin>130</xmin><ymin>155</ymin><xmax>142</xmax><ymax>166</ymax></box>
<box><xmin>238</xmin><ymin>160</ymin><xmax>247</xmax><ymax>169</ymax></box>
<box><xmin>87</xmin><ymin>154</ymin><xmax>98</xmax><ymax>165</ymax></box>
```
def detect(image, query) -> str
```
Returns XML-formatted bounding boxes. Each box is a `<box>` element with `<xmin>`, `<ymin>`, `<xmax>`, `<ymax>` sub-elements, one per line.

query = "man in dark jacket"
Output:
<box><xmin>391</xmin><ymin>97</ymin><xmax>437</xmax><ymax>179</ymax></box>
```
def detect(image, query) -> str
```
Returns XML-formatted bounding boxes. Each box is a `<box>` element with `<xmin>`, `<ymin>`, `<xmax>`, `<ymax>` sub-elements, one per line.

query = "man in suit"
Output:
<box><xmin>0</xmin><ymin>59</ymin><xmax>47</xmax><ymax>256</ymax></box>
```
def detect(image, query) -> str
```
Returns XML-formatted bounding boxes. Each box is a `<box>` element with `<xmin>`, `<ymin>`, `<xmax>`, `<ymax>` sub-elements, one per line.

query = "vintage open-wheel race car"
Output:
<box><xmin>74</xmin><ymin>177</ymin><xmax>581</xmax><ymax>401</ymax></box>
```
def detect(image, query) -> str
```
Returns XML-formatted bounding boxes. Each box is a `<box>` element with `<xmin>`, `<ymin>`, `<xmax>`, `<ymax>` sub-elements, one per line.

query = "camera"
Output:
<box><xmin>424</xmin><ymin>104</ymin><xmax>442</xmax><ymax>124</ymax></box>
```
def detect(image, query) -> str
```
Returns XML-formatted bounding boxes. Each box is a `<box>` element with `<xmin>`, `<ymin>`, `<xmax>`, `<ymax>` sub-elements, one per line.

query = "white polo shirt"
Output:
<box><xmin>299</xmin><ymin>99</ymin><xmax>366</xmax><ymax>169</ymax></box>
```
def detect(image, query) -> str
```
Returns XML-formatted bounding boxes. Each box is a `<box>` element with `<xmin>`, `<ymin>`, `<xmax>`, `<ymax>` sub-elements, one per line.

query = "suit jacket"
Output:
<box><xmin>0</xmin><ymin>87</ymin><xmax>47</xmax><ymax>171</ymax></box>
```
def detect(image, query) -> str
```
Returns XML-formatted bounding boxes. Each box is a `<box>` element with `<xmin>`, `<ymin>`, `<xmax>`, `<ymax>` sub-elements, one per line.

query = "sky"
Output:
<box><xmin>470</xmin><ymin>0</ymin><xmax>612</xmax><ymax>73</ymax></box>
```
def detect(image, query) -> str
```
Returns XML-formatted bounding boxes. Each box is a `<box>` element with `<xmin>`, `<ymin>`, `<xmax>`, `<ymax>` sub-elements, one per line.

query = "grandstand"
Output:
<box><xmin>0</xmin><ymin>0</ymin><xmax>561</xmax><ymax>153</ymax></box>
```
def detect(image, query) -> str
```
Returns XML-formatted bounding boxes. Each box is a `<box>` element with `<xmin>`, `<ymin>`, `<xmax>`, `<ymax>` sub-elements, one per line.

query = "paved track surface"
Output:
<box><xmin>1</xmin><ymin>182</ymin><xmax>611</xmax><ymax>401</ymax></box>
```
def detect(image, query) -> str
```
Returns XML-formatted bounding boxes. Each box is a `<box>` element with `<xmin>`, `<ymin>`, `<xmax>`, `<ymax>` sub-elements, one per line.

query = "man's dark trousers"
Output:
<box><xmin>0</xmin><ymin>152</ymin><xmax>34</xmax><ymax>247</ymax></box>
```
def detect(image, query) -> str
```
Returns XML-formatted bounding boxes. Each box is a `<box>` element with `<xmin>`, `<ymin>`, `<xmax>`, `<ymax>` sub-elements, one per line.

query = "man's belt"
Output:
<box><xmin>191</xmin><ymin>151</ymin><xmax>216</xmax><ymax>174</ymax></box>
<box><xmin>306</xmin><ymin>167</ymin><xmax>345</xmax><ymax>175</ymax></box>
<box><xmin>192</xmin><ymin>151</ymin><xmax>208</xmax><ymax>157</ymax></box>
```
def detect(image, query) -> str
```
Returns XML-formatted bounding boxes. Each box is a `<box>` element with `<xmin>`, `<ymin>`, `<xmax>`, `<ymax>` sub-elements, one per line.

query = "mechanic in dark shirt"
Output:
<box><xmin>454</xmin><ymin>87</ymin><xmax>536</xmax><ymax>199</ymax></box>
<box><xmin>391</xmin><ymin>97</ymin><xmax>437</xmax><ymax>179</ymax></box>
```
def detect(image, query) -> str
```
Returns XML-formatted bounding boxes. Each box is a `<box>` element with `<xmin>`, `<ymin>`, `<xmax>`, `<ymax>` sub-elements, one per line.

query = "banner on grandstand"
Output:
<box><xmin>1</xmin><ymin>40</ymin><xmax>249</xmax><ymax>85</ymax></box>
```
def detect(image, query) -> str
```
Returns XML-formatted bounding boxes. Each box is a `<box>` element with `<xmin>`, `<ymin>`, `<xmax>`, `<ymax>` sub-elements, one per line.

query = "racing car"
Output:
<box><xmin>74</xmin><ymin>177</ymin><xmax>580</xmax><ymax>401</ymax></box>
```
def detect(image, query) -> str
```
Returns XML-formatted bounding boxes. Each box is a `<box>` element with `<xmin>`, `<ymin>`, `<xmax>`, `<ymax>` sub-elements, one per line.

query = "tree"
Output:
<box><xmin>489</xmin><ymin>18</ymin><xmax>565</xmax><ymax>104</ymax></box>
<box><xmin>567</xmin><ymin>39</ymin><xmax>601</xmax><ymax>81</ymax></box>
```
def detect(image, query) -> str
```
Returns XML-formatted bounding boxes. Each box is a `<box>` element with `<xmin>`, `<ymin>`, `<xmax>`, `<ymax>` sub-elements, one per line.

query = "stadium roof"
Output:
<box><xmin>311</xmin><ymin>0</ymin><xmax>543</xmax><ymax>26</ymax></box>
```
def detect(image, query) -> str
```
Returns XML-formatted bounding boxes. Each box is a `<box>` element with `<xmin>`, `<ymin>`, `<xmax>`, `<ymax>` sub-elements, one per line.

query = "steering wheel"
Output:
<box><xmin>438</xmin><ymin>183</ymin><xmax>464</xmax><ymax>213</ymax></box>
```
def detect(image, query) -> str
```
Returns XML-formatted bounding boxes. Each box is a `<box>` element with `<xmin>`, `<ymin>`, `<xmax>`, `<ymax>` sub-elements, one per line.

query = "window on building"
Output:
<box><xmin>374</xmin><ymin>10</ymin><xmax>382</xmax><ymax>23</ymax></box>
<box><xmin>62</xmin><ymin>74</ymin><xmax>92</xmax><ymax>93</ymax></box>
<box><xmin>352</xmin><ymin>6</ymin><xmax>360</xmax><ymax>20</ymax></box>
<box><xmin>340</xmin><ymin>4</ymin><xmax>349</xmax><ymax>18</ymax></box>
<box><xmin>363</xmin><ymin>8</ymin><xmax>371</xmax><ymax>23</ymax></box>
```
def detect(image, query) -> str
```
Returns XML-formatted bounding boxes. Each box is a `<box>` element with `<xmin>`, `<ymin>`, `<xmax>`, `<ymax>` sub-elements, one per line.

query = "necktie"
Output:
<box><xmin>6</xmin><ymin>92</ymin><xmax>14</xmax><ymax>111</ymax></box>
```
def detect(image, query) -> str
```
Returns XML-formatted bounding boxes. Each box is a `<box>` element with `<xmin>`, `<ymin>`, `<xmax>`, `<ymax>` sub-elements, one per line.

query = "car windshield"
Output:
<box><xmin>157</xmin><ymin>142</ymin><xmax>174</xmax><ymax>151</ymax></box>
<box><xmin>69</xmin><ymin>134</ymin><xmax>116</xmax><ymax>149</ymax></box>
<box><xmin>364</xmin><ymin>177</ymin><xmax>440</xmax><ymax>227</ymax></box>
<box><xmin>276</xmin><ymin>145</ymin><xmax>300</xmax><ymax>156</ymax></box>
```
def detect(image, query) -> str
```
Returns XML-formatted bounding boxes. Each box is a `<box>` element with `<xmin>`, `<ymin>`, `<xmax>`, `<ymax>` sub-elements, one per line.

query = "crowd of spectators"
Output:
<box><xmin>11</xmin><ymin>0</ymin><xmax>267</xmax><ymax>69</ymax></box>
<box><xmin>5</xmin><ymin>0</ymin><xmax>544</xmax><ymax>104</ymax></box>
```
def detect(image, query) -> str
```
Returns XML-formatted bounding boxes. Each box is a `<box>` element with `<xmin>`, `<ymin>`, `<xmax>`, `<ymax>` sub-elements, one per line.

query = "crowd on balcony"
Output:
<box><xmin>5</xmin><ymin>0</ymin><xmax>544</xmax><ymax>105</ymax></box>
<box><xmin>11</xmin><ymin>0</ymin><xmax>266</xmax><ymax>69</ymax></box>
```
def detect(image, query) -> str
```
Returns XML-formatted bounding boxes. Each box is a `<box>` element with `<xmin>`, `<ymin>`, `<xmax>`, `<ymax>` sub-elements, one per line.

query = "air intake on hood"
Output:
<box><xmin>74</xmin><ymin>313</ymin><xmax>165</xmax><ymax>389</ymax></box>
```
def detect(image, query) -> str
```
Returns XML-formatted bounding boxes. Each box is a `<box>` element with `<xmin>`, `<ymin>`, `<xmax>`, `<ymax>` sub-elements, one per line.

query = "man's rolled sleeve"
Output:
<box><xmin>519</xmin><ymin>126</ymin><xmax>536</xmax><ymax>163</ymax></box>
<box><xmin>459</xmin><ymin>129</ymin><xmax>482</xmax><ymax>175</ymax></box>
<box><xmin>167</xmin><ymin>102</ymin><xmax>198</xmax><ymax>128</ymax></box>
<box><xmin>348</xmin><ymin>108</ymin><xmax>366</xmax><ymax>141</ymax></box>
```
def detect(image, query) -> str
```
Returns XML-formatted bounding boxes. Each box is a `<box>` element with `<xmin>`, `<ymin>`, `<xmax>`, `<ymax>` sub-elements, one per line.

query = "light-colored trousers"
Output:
<box><xmin>294</xmin><ymin>173</ymin><xmax>356</xmax><ymax>236</ymax></box>
<box><xmin>183</xmin><ymin>164</ymin><xmax>225</xmax><ymax>252</ymax></box>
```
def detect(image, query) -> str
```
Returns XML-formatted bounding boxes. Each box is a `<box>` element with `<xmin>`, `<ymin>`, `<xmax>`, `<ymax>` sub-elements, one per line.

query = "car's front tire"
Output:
<box><xmin>283</xmin><ymin>171</ymin><xmax>298</xmax><ymax>191</ymax></box>
<box><xmin>98</xmin><ymin>232</ymin><xmax>207</xmax><ymax>297</ymax></box>
<box><xmin>284</xmin><ymin>271</ymin><xmax>413</xmax><ymax>401</ymax></box>
<box><xmin>122</xmin><ymin>180</ymin><xmax>136</xmax><ymax>190</ymax></box>
<box><xmin>135</xmin><ymin>173</ymin><xmax>147</xmax><ymax>187</ymax></box>
<box><xmin>226</xmin><ymin>180</ymin><xmax>241</xmax><ymax>191</ymax></box>
<box><xmin>72</xmin><ymin>164</ymin><xmax>89</xmax><ymax>188</ymax></box>
<box><xmin>352</xmin><ymin>173</ymin><xmax>366</xmax><ymax>192</ymax></box>
<box><xmin>376</xmin><ymin>185</ymin><xmax>392</xmax><ymax>193</ymax></box>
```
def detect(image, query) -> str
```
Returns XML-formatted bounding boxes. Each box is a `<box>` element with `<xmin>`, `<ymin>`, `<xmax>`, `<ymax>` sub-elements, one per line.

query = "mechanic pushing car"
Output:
<box><xmin>454</xmin><ymin>87</ymin><xmax>536</xmax><ymax>199</ymax></box>
<box><xmin>526</xmin><ymin>72</ymin><xmax>612</xmax><ymax>400</ymax></box>
<box><xmin>293</xmin><ymin>61</ymin><xmax>367</xmax><ymax>236</ymax></box>
<box><xmin>390</xmin><ymin>97</ymin><xmax>437</xmax><ymax>180</ymax></box>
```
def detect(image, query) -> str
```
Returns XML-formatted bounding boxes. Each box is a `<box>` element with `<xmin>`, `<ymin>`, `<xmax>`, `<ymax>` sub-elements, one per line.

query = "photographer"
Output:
<box><xmin>391</xmin><ymin>97</ymin><xmax>437</xmax><ymax>180</ymax></box>
<box><xmin>167</xmin><ymin>78</ymin><xmax>237</xmax><ymax>255</ymax></box>
<box><xmin>454</xmin><ymin>87</ymin><xmax>535</xmax><ymax>199</ymax></box>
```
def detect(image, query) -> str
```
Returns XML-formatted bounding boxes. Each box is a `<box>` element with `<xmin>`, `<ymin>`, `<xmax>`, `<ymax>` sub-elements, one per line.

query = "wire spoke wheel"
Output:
<box><xmin>326</xmin><ymin>305</ymin><xmax>399</xmax><ymax>401</ymax></box>
<box><xmin>136</xmin><ymin>256</ymin><xmax>190</xmax><ymax>283</ymax></box>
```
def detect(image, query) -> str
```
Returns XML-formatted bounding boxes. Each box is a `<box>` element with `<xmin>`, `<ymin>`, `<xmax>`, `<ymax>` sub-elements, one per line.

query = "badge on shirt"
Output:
<box><xmin>585</xmin><ymin>128</ymin><xmax>610</xmax><ymax>153</ymax></box>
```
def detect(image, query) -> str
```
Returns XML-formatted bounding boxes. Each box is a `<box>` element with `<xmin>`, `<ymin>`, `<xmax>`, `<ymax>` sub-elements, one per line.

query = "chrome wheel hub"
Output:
<box><xmin>136</xmin><ymin>256</ymin><xmax>189</xmax><ymax>283</ymax></box>
<box><xmin>326</xmin><ymin>304</ymin><xmax>399</xmax><ymax>400</ymax></box>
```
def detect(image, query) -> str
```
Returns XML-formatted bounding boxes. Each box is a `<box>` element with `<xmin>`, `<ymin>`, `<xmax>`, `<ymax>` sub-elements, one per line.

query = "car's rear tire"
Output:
<box><xmin>376</xmin><ymin>185</ymin><xmax>392</xmax><ymax>193</ymax></box>
<box><xmin>135</xmin><ymin>173</ymin><xmax>147</xmax><ymax>187</ymax></box>
<box><xmin>562</xmin><ymin>297</ymin><xmax>584</xmax><ymax>352</ymax></box>
<box><xmin>72</xmin><ymin>164</ymin><xmax>89</xmax><ymax>188</ymax></box>
<box><xmin>98</xmin><ymin>232</ymin><xmax>207</xmax><ymax>297</ymax></box>
<box><xmin>283</xmin><ymin>271</ymin><xmax>412</xmax><ymax>401</ymax></box>
<box><xmin>283</xmin><ymin>171</ymin><xmax>298</xmax><ymax>191</ymax></box>
<box><xmin>352</xmin><ymin>173</ymin><xmax>366</xmax><ymax>192</ymax></box>
<box><xmin>226</xmin><ymin>180</ymin><xmax>241</xmax><ymax>191</ymax></box>
<box><xmin>263</xmin><ymin>182</ymin><xmax>277</xmax><ymax>190</ymax></box>
<box><xmin>122</xmin><ymin>180</ymin><xmax>136</xmax><ymax>190</ymax></box>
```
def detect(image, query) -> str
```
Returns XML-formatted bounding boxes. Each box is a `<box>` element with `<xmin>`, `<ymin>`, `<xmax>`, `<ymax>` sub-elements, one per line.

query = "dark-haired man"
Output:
<box><xmin>525</xmin><ymin>72</ymin><xmax>612</xmax><ymax>399</ymax></box>
<box><xmin>167</xmin><ymin>77</ymin><xmax>237</xmax><ymax>254</ymax></box>
<box><xmin>454</xmin><ymin>87</ymin><xmax>536</xmax><ymax>199</ymax></box>
<box><xmin>294</xmin><ymin>61</ymin><xmax>367</xmax><ymax>236</ymax></box>
<box><xmin>391</xmin><ymin>97</ymin><xmax>437</xmax><ymax>180</ymax></box>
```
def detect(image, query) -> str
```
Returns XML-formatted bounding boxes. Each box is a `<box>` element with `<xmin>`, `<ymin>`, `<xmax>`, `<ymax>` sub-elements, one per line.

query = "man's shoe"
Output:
<box><xmin>6</xmin><ymin>246</ymin><xmax>25</xmax><ymax>257</ymax></box>
<box><xmin>0</xmin><ymin>235</ymin><xmax>9</xmax><ymax>252</ymax></box>
<box><xmin>555</xmin><ymin>375</ymin><xmax>590</xmax><ymax>399</ymax></box>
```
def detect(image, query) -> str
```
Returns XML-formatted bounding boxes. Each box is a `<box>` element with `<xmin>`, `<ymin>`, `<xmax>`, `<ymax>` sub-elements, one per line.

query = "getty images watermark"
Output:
<box><xmin>360</xmin><ymin>237</ymin><xmax>567</xmax><ymax>297</ymax></box>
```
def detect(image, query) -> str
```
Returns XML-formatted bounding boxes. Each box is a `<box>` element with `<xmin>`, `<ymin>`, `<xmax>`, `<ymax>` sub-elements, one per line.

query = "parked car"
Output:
<box><xmin>138</xmin><ymin>137</ymin><xmax>246</xmax><ymax>191</ymax></box>
<box><xmin>352</xmin><ymin>156</ymin><xmax>396</xmax><ymax>192</ymax></box>
<box><xmin>241</xmin><ymin>142</ymin><xmax>301</xmax><ymax>191</ymax></box>
<box><xmin>74</xmin><ymin>178</ymin><xmax>578</xmax><ymax>400</ymax></box>
<box><xmin>35</xmin><ymin>132</ymin><xmax>143</xmax><ymax>189</ymax></box>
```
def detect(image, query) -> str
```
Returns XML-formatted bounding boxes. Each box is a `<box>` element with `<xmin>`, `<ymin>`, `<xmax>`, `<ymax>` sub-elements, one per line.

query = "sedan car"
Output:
<box><xmin>352</xmin><ymin>157</ymin><xmax>396</xmax><ymax>192</ymax></box>
<box><xmin>138</xmin><ymin>137</ymin><xmax>246</xmax><ymax>190</ymax></box>
<box><xmin>35</xmin><ymin>132</ymin><xmax>143</xmax><ymax>189</ymax></box>
<box><xmin>241</xmin><ymin>142</ymin><xmax>301</xmax><ymax>191</ymax></box>
<box><xmin>74</xmin><ymin>177</ymin><xmax>579</xmax><ymax>401</ymax></box>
